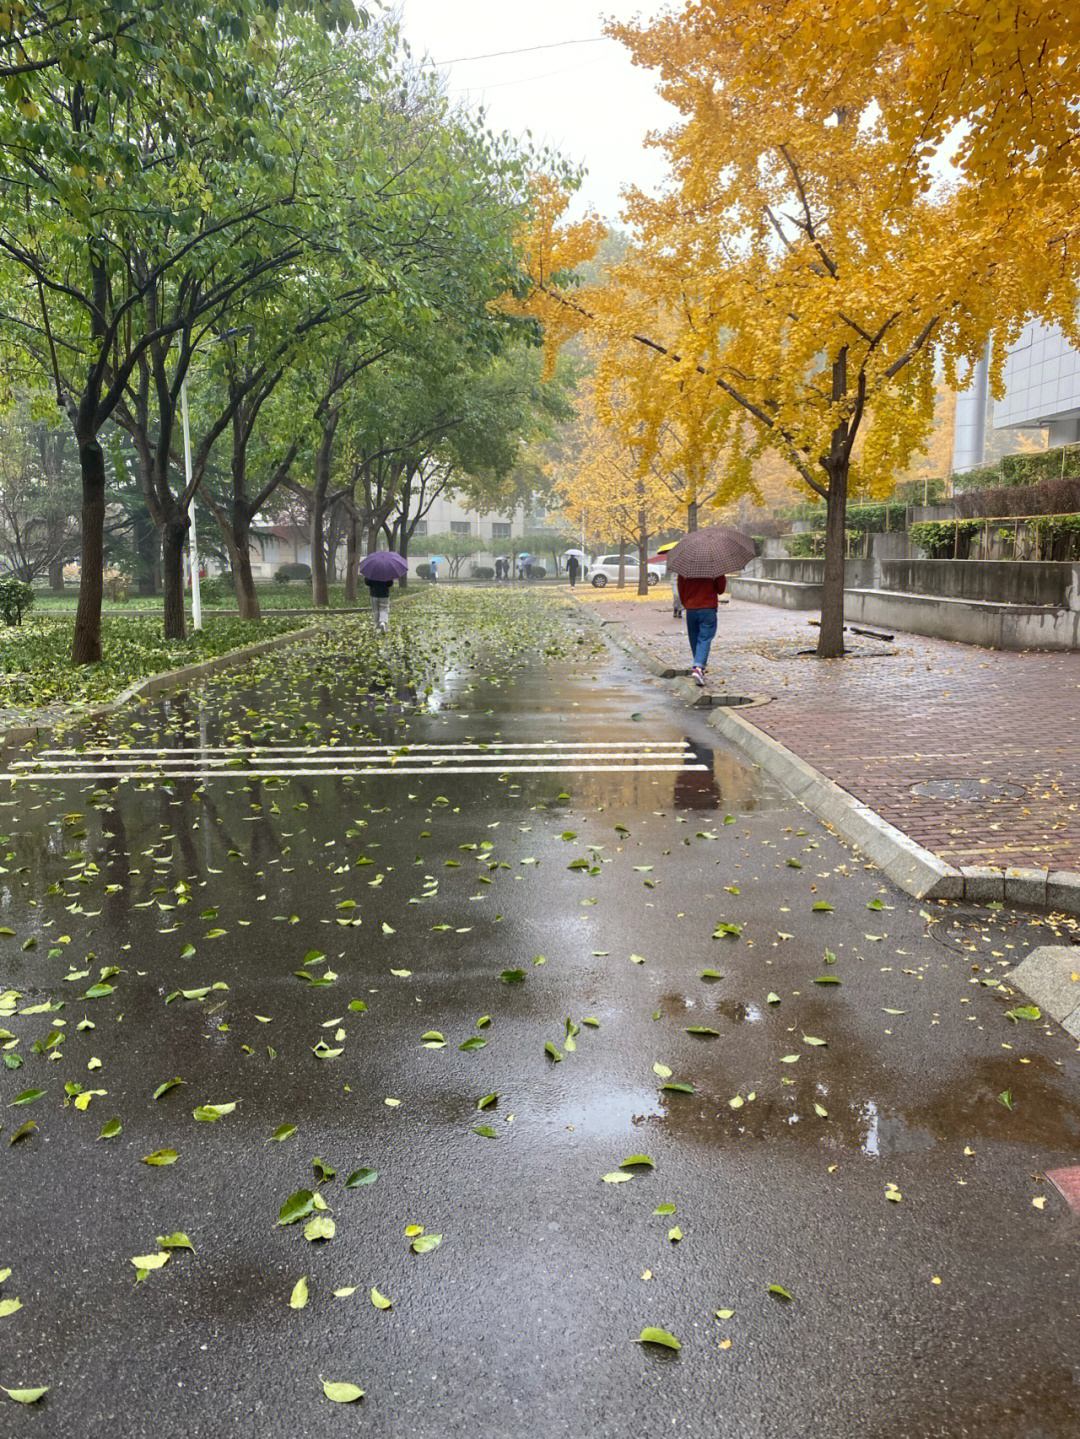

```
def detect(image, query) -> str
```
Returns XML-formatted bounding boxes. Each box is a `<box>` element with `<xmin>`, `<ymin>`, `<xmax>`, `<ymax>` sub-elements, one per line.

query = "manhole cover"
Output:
<box><xmin>911</xmin><ymin>778</ymin><xmax>1029</xmax><ymax>802</ymax></box>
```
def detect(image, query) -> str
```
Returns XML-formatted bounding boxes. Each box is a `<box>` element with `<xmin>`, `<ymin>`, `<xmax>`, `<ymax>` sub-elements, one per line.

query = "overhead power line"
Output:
<box><xmin>431</xmin><ymin>37</ymin><xmax>605</xmax><ymax>66</ymax></box>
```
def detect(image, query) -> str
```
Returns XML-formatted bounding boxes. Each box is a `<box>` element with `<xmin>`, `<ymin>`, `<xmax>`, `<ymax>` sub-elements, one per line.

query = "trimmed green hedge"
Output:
<box><xmin>0</xmin><ymin>577</ymin><xmax>34</xmax><ymax>625</ymax></box>
<box><xmin>953</xmin><ymin>443</ymin><xmax>1080</xmax><ymax>492</ymax></box>
<box><xmin>908</xmin><ymin>520</ymin><xmax>983</xmax><ymax>558</ymax></box>
<box><xmin>909</xmin><ymin>515</ymin><xmax>1080</xmax><ymax>561</ymax></box>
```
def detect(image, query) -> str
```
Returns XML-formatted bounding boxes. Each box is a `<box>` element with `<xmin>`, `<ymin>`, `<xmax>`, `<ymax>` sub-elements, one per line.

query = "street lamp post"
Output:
<box><xmin>180</xmin><ymin>378</ymin><xmax>202</xmax><ymax>631</ymax></box>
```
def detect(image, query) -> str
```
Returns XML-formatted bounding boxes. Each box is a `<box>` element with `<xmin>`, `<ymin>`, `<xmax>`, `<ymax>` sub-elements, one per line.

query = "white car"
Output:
<box><xmin>587</xmin><ymin>555</ymin><xmax>666</xmax><ymax>588</ymax></box>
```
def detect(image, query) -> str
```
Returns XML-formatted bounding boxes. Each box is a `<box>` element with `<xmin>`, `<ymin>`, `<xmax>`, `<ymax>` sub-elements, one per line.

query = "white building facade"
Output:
<box><xmin>952</xmin><ymin>321</ymin><xmax>1080</xmax><ymax>472</ymax></box>
<box><xmin>244</xmin><ymin>496</ymin><xmax>546</xmax><ymax>580</ymax></box>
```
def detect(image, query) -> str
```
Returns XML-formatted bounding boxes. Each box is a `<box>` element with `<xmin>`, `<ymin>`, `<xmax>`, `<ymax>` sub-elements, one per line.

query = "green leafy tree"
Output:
<box><xmin>0</xmin><ymin>394</ymin><xmax>80</xmax><ymax>583</ymax></box>
<box><xmin>0</xmin><ymin>0</ymin><xmax>359</xmax><ymax>658</ymax></box>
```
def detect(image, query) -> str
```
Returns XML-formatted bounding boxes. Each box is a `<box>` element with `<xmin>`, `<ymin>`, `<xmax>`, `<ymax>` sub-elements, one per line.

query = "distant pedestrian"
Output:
<box><xmin>677</xmin><ymin>573</ymin><xmax>727</xmax><ymax>686</ymax></box>
<box><xmin>356</xmin><ymin>548</ymin><xmax>407</xmax><ymax>629</ymax></box>
<box><xmin>363</xmin><ymin>575</ymin><xmax>392</xmax><ymax>632</ymax></box>
<box><xmin>566</xmin><ymin>554</ymin><xmax>580</xmax><ymax>588</ymax></box>
<box><xmin>430</xmin><ymin>558</ymin><xmax>438</xmax><ymax>584</ymax></box>
<box><xmin>671</xmin><ymin>571</ymin><xmax>683</xmax><ymax>619</ymax></box>
<box><xmin>516</xmin><ymin>555</ymin><xmax>527</xmax><ymax>582</ymax></box>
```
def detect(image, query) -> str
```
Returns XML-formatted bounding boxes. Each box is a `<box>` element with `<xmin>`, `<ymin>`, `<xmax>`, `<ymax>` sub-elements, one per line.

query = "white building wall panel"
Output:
<box><xmin>995</xmin><ymin>319</ymin><xmax>1080</xmax><ymax>429</ymax></box>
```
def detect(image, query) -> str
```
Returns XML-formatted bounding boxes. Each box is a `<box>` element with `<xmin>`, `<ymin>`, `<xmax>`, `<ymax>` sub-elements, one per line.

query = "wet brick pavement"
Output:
<box><xmin>577</xmin><ymin>590</ymin><xmax>1080</xmax><ymax>876</ymax></box>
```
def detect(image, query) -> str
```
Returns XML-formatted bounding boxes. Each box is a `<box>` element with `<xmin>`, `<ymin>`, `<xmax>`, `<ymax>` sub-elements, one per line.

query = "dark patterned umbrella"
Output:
<box><xmin>357</xmin><ymin>550</ymin><xmax>408</xmax><ymax>581</ymax></box>
<box><xmin>667</xmin><ymin>526</ymin><xmax>756</xmax><ymax>578</ymax></box>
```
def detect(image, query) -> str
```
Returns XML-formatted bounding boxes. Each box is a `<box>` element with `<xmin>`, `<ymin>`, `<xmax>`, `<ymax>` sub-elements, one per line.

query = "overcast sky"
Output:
<box><xmin>395</xmin><ymin>1</ymin><xmax>679</xmax><ymax>228</ymax></box>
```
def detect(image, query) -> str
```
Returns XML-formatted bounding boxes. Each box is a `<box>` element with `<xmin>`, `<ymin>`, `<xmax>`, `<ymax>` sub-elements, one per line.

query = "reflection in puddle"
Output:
<box><xmin>673</xmin><ymin>740</ymin><xmax>769</xmax><ymax>814</ymax></box>
<box><xmin>548</xmin><ymin>1086</ymin><xmax>662</xmax><ymax>1138</ymax></box>
<box><xmin>712</xmin><ymin>998</ymin><xmax>764</xmax><ymax>1025</ymax></box>
<box><xmin>857</xmin><ymin>1099</ymin><xmax>936</xmax><ymax>1158</ymax></box>
<box><xmin>673</xmin><ymin>744</ymin><xmax>721</xmax><ymax>811</ymax></box>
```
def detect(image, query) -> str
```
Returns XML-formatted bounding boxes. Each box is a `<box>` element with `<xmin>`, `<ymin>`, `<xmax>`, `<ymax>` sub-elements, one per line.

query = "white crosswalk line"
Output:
<box><xmin>8</xmin><ymin>737</ymin><xmax>708</xmax><ymax>784</ymax></box>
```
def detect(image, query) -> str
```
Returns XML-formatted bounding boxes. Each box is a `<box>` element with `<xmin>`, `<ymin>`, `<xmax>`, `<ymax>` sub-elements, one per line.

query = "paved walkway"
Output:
<box><xmin>576</xmin><ymin>589</ymin><xmax>1080</xmax><ymax>876</ymax></box>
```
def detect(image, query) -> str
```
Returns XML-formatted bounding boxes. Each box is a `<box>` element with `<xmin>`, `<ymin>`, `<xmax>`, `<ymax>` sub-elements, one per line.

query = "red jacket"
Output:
<box><xmin>677</xmin><ymin>574</ymin><xmax>726</xmax><ymax>610</ymax></box>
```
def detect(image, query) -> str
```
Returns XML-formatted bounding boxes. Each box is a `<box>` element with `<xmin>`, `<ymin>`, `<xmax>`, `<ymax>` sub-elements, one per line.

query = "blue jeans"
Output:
<box><xmin>686</xmin><ymin>608</ymin><xmax>717</xmax><ymax>668</ymax></box>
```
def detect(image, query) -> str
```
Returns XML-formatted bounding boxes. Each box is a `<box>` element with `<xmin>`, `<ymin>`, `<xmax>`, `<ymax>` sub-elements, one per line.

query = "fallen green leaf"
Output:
<box><xmin>322</xmin><ymin>1381</ymin><xmax>364</xmax><ymax>1404</ymax></box>
<box><xmin>411</xmin><ymin>1234</ymin><xmax>442</xmax><ymax>1254</ymax></box>
<box><xmin>279</xmin><ymin>1190</ymin><xmax>316</xmax><ymax>1225</ymax></box>
<box><xmin>344</xmin><ymin>1168</ymin><xmax>378</xmax><ymax>1188</ymax></box>
<box><xmin>638</xmin><ymin>1327</ymin><xmax>681</xmax><ymax>1350</ymax></box>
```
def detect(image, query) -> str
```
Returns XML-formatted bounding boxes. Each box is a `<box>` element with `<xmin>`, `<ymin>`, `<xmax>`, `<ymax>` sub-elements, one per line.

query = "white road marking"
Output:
<box><xmin>9</xmin><ymin>762</ymin><xmax>707</xmax><ymax>783</ymax></box>
<box><xmin>9</xmin><ymin>738</ymin><xmax>707</xmax><ymax>783</ymax></box>
<box><xmin>28</xmin><ymin>740</ymin><xmax>692</xmax><ymax>757</ymax></box>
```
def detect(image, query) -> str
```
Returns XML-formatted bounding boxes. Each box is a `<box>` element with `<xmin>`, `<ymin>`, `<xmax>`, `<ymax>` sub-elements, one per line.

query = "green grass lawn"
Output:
<box><xmin>29</xmin><ymin>582</ymin><xmax>360</xmax><ymax>612</ymax></box>
<box><xmin>0</xmin><ymin>613</ymin><xmax>318</xmax><ymax>713</ymax></box>
<box><xmin>28</xmin><ymin>575</ymin><xmax>570</xmax><ymax>614</ymax></box>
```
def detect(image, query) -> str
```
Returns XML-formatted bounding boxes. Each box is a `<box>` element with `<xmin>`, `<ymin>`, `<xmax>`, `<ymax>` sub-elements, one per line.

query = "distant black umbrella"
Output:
<box><xmin>668</xmin><ymin>526</ymin><xmax>756</xmax><ymax>578</ymax></box>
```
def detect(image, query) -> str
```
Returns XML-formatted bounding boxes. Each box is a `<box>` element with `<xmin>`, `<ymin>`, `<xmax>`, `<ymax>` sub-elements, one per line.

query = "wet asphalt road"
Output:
<box><xmin>2</xmin><ymin>594</ymin><xmax>1080</xmax><ymax>1439</ymax></box>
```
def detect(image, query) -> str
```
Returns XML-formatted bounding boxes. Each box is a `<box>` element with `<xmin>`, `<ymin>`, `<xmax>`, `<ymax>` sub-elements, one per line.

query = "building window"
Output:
<box><xmin>412</xmin><ymin>520</ymin><xmax>427</xmax><ymax>537</ymax></box>
<box><xmin>491</xmin><ymin>521</ymin><xmax>512</xmax><ymax>539</ymax></box>
<box><xmin>450</xmin><ymin>520</ymin><xmax>471</xmax><ymax>535</ymax></box>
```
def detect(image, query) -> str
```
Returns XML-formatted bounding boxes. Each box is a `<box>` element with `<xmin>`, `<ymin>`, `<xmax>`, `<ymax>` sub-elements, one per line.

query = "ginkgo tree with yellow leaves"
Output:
<box><xmin>717</xmin><ymin>0</ymin><xmax>1080</xmax><ymax>207</ymax></box>
<box><xmin>514</xmin><ymin>12</ymin><xmax>1077</xmax><ymax>656</ymax></box>
<box><xmin>554</xmin><ymin>375</ymin><xmax>677</xmax><ymax>595</ymax></box>
<box><xmin>596</xmin><ymin>4</ymin><xmax>1079</xmax><ymax>655</ymax></box>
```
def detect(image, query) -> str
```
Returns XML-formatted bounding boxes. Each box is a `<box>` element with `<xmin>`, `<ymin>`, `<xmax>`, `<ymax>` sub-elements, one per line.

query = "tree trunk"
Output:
<box><xmin>617</xmin><ymin>537</ymin><xmax>627</xmax><ymax>588</ymax></box>
<box><xmin>232</xmin><ymin>510</ymin><xmax>260</xmax><ymax>620</ymax></box>
<box><xmin>49</xmin><ymin>559</ymin><xmax>65</xmax><ymax>591</ymax></box>
<box><xmin>72</xmin><ymin>433</ymin><xmax>107</xmax><ymax>665</ymax></box>
<box><xmin>398</xmin><ymin>531</ymin><xmax>409</xmax><ymax>589</ymax></box>
<box><xmin>344</xmin><ymin>508</ymin><xmax>359</xmax><ymax>603</ymax></box>
<box><xmin>133</xmin><ymin>507</ymin><xmax>158</xmax><ymax>595</ymax></box>
<box><xmin>309</xmin><ymin>415</ymin><xmax>338</xmax><ymax>610</ymax></box>
<box><xmin>637</xmin><ymin>506</ymin><xmax>649</xmax><ymax>595</ymax></box>
<box><xmin>326</xmin><ymin>503</ymin><xmax>342</xmax><ymax>585</ymax></box>
<box><xmin>817</xmin><ymin>466</ymin><xmax>848</xmax><ymax>658</ymax></box>
<box><xmin>687</xmin><ymin>497</ymin><xmax>699</xmax><ymax>532</ymax></box>
<box><xmin>161</xmin><ymin>518</ymin><xmax>188</xmax><ymax>641</ymax></box>
<box><xmin>311</xmin><ymin>489</ymin><xmax>328</xmax><ymax>608</ymax></box>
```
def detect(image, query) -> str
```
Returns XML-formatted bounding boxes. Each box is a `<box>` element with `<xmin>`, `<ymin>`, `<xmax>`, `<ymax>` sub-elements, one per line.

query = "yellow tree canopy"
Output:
<box><xmin>587</xmin><ymin>3</ymin><xmax>1078</xmax><ymax>652</ymax></box>
<box><xmin>502</xmin><ymin>175</ymin><xmax>606</xmax><ymax>373</ymax></box>
<box><xmin>553</xmin><ymin>375</ymin><xmax>678</xmax><ymax>561</ymax></box>
<box><xmin>601</xmin><ymin>7</ymin><xmax>1073</xmax><ymax>499</ymax></box>
<box><xmin>705</xmin><ymin>0</ymin><xmax>1080</xmax><ymax>201</ymax></box>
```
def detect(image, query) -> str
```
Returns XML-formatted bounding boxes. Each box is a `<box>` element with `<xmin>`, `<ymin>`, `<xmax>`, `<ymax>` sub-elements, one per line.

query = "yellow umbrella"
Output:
<box><xmin>655</xmin><ymin>540</ymin><xmax>679</xmax><ymax>554</ymax></box>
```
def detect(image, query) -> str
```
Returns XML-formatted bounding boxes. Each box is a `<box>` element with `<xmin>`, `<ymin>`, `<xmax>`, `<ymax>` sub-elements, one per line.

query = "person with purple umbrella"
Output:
<box><xmin>357</xmin><ymin>550</ymin><xmax>408</xmax><ymax>633</ymax></box>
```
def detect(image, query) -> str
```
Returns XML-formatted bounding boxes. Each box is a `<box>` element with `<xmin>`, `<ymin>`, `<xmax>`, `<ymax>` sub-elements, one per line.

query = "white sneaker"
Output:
<box><xmin>691</xmin><ymin>666</ymin><xmax>705</xmax><ymax>687</ymax></box>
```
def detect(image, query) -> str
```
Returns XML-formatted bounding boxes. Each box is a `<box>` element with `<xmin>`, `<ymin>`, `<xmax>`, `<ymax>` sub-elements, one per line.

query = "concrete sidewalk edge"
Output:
<box><xmin>1003</xmin><ymin>947</ymin><xmax>1080</xmax><ymax>1039</ymax></box>
<box><xmin>707</xmin><ymin>705</ymin><xmax>961</xmax><ymax>902</ymax></box>
<box><xmin>577</xmin><ymin>599</ymin><xmax>1080</xmax><ymax>918</ymax></box>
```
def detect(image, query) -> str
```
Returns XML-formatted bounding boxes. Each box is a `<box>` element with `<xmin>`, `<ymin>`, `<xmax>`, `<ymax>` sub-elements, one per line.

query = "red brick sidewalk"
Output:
<box><xmin>577</xmin><ymin>590</ymin><xmax>1080</xmax><ymax>875</ymax></box>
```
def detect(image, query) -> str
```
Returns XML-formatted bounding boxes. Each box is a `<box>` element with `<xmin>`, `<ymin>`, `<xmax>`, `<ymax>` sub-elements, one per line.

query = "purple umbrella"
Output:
<box><xmin>357</xmin><ymin>550</ymin><xmax>408</xmax><ymax>582</ymax></box>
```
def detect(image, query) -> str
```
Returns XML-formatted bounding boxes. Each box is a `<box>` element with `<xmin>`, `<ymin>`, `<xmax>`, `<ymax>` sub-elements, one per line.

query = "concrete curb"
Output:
<box><xmin>707</xmin><ymin>705</ymin><xmax>963</xmax><ymax>902</ymax></box>
<box><xmin>583</xmin><ymin>602</ymin><xmax>1080</xmax><ymax>917</ymax></box>
<box><xmin>0</xmin><ymin>620</ymin><xmax>332</xmax><ymax>755</ymax></box>
<box><xmin>1004</xmin><ymin>947</ymin><xmax>1080</xmax><ymax>1040</ymax></box>
<box><xmin>597</xmin><ymin>618</ymin><xmax>688</xmax><ymax>680</ymax></box>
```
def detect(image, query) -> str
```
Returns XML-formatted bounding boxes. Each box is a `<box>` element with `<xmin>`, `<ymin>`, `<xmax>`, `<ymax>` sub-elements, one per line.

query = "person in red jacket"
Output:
<box><xmin>676</xmin><ymin>573</ymin><xmax>727</xmax><ymax>685</ymax></box>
